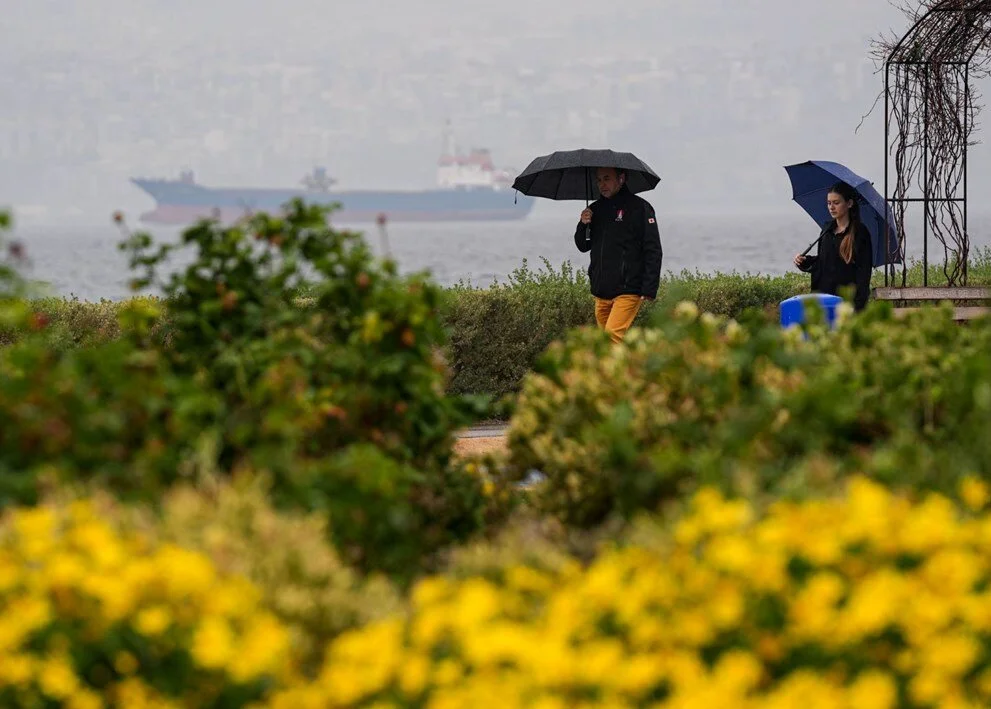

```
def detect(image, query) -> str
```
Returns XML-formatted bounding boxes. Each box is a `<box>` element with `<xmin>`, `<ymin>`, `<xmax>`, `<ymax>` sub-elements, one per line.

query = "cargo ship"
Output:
<box><xmin>130</xmin><ymin>139</ymin><xmax>534</xmax><ymax>225</ymax></box>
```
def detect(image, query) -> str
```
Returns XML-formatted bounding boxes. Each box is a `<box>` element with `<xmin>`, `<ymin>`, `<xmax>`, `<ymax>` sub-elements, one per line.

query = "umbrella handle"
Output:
<box><xmin>585</xmin><ymin>168</ymin><xmax>592</xmax><ymax>242</ymax></box>
<box><xmin>802</xmin><ymin>234</ymin><xmax>823</xmax><ymax>257</ymax></box>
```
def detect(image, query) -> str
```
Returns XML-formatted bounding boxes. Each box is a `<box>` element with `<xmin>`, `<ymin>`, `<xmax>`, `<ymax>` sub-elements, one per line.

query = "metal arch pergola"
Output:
<box><xmin>882</xmin><ymin>0</ymin><xmax>991</xmax><ymax>287</ymax></box>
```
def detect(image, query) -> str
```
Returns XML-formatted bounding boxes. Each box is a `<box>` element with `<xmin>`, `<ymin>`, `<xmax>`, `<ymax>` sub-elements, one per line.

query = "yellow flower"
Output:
<box><xmin>0</xmin><ymin>553</ymin><xmax>21</xmax><ymax>593</ymax></box>
<box><xmin>899</xmin><ymin>494</ymin><xmax>961</xmax><ymax>554</ymax></box>
<box><xmin>842</xmin><ymin>477</ymin><xmax>898</xmax><ymax>547</ymax></box>
<box><xmin>69</xmin><ymin>520</ymin><xmax>124</xmax><ymax>569</ymax></box>
<box><xmin>713</xmin><ymin>650</ymin><xmax>763</xmax><ymax>694</ymax></box>
<box><xmin>960</xmin><ymin>476</ymin><xmax>990</xmax><ymax>512</ymax></box>
<box><xmin>0</xmin><ymin>597</ymin><xmax>52</xmax><ymax>653</ymax></box>
<box><xmin>159</xmin><ymin>546</ymin><xmax>218</xmax><ymax>600</ymax></box>
<box><xmin>708</xmin><ymin>582</ymin><xmax>745</xmax><ymax>629</ymax></box>
<box><xmin>0</xmin><ymin>496</ymin><xmax>298</xmax><ymax>706</ymax></box>
<box><xmin>613</xmin><ymin>652</ymin><xmax>665</xmax><ymax>695</ymax></box>
<box><xmin>191</xmin><ymin>617</ymin><xmax>235</xmax><ymax>670</ymax></box>
<box><xmin>66</xmin><ymin>689</ymin><xmax>105</xmax><ymax>709</ymax></box>
<box><xmin>919</xmin><ymin>633</ymin><xmax>980</xmax><ymax>678</ymax></box>
<box><xmin>83</xmin><ymin>573</ymin><xmax>139</xmax><ymax>622</ymax></box>
<box><xmin>838</xmin><ymin>570</ymin><xmax>905</xmax><ymax>641</ymax></box>
<box><xmin>410</xmin><ymin>607</ymin><xmax>450</xmax><ymax>649</ymax></box>
<box><xmin>909</xmin><ymin>670</ymin><xmax>954</xmax><ymax>706</ymax></box>
<box><xmin>763</xmin><ymin>671</ymin><xmax>846</xmax><ymax>709</ymax></box>
<box><xmin>673</xmin><ymin>301</ymin><xmax>699</xmax><ymax>321</ymax></box>
<box><xmin>0</xmin><ymin>653</ymin><xmax>33</xmax><ymax>685</ymax></box>
<box><xmin>450</xmin><ymin>578</ymin><xmax>502</xmax><ymax>629</ymax></box>
<box><xmin>847</xmin><ymin>670</ymin><xmax>897</xmax><ymax>709</ymax></box>
<box><xmin>204</xmin><ymin>577</ymin><xmax>260</xmax><ymax>619</ymax></box>
<box><xmin>434</xmin><ymin>659</ymin><xmax>464</xmax><ymax>687</ymax></box>
<box><xmin>113</xmin><ymin>677</ymin><xmax>176</xmax><ymax>709</ymax></box>
<box><xmin>960</xmin><ymin>592</ymin><xmax>991</xmax><ymax>633</ymax></box>
<box><xmin>920</xmin><ymin>549</ymin><xmax>983</xmax><ymax>598</ymax></box>
<box><xmin>46</xmin><ymin>552</ymin><xmax>88</xmax><ymax>589</ymax></box>
<box><xmin>411</xmin><ymin>576</ymin><xmax>450</xmax><ymax>608</ymax></box>
<box><xmin>505</xmin><ymin>565</ymin><xmax>554</xmax><ymax>594</ymax></box>
<box><xmin>789</xmin><ymin>572</ymin><xmax>845</xmax><ymax>641</ymax></box>
<box><xmin>227</xmin><ymin>614</ymin><xmax>291</xmax><ymax>682</ymax></box>
<box><xmin>13</xmin><ymin>507</ymin><xmax>57</xmax><ymax>559</ymax></box>
<box><xmin>38</xmin><ymin>655</ymin><xmax>80</xmax><ymax>699</ymax></box>
<box><xmin>135</xmin><ymin>606</ymin><xmax>172</xmax><ymax>637</ymax></box>
<box><xmin>706</xmin><ymin>534</ymin><xmax>756</xmax><ymax>574</ymax></box>
<box><xmin>398</xmin><ymin>653</ymin><xmax>430</xmax><ymax>697</ymax></box>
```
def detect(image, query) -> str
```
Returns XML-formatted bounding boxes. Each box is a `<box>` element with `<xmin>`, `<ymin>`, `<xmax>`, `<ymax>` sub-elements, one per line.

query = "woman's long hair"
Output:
<box><xmin>828</xmin><ymin>181</ymin><xmax>861</xmax><ymax>265</ymax></box>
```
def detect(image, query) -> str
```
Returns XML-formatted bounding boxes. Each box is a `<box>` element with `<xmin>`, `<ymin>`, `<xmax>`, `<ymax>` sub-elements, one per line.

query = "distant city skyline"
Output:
<box><xmin>8</xmin><ymin>0</ymin><xmax>991</xmax><ymax>224</ymax></box>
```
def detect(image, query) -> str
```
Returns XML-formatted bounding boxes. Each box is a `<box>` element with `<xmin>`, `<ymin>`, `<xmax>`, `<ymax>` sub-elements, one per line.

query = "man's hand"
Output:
<box><xmin>794</xmin><ymin>253</ymin><xmax>806</xmax><ymax>268</ymax></box>
<box><xmin>580</xmin><ymin>208</ymin><xmax>593</xmax><ymax>225</ymax></box>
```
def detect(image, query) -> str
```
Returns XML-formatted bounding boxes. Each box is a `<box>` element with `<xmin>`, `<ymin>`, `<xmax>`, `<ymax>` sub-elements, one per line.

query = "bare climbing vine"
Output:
<box><xmin>868</xmin><ymin>0</ymin><xmax>991</xmax><ymax>285</ymax></box>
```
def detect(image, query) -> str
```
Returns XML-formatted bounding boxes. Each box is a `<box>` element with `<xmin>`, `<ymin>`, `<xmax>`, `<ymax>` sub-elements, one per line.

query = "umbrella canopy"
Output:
<box><xmin>512</xmin><ymin>149</ymin><xmax>660</xmax><ymax>202</ymax></box>
<box><xmin>784</xmin><ymin>160</ymin><xmax>902</xmax><ymax>267</ymax></box>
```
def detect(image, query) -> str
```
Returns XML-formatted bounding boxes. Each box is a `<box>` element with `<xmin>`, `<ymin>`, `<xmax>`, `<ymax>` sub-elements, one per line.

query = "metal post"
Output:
<box><xmin>923</xmin><ymin>69</ymin><xmax>929</xmax><ymax>288</ymax></box>
<box><xmin>902</xmin><ymin>71</ymin><xmax>910</xmax><ymax>288</ymax></box>
<box><xmin>884</xmin><ymin>62</ymin><xmax>894</xmax><ymax>288</ymax></box>
<box><xmin>964</xmin><ymin>64</ymin><xmax>970</xmax><ymax>284</ymax></box>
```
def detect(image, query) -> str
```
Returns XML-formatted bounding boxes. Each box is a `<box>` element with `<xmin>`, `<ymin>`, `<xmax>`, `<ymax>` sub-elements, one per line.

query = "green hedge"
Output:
<box><xmin>6</xmin><ymin>250</ymin><xmax>991</xmax><ymax>401</ymax></box>
<box><xmin>0</xmin><ymin>261</ymin><xmax>807</xmax><ymax>399</ymax></box>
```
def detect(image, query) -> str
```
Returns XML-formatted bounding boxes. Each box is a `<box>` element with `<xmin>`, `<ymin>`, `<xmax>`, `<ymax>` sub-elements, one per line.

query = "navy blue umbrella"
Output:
<box><xmin>784</xmin><ymin>160</ymin><xmax>901</xmax><ymax>266</ymax></box>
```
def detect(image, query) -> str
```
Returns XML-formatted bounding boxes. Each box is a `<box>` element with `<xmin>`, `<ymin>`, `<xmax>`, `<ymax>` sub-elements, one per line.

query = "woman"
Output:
<box><xmin>793</xmin><ymin>181</ymin><xmax>874</xmax><ymax>311</ymax></box>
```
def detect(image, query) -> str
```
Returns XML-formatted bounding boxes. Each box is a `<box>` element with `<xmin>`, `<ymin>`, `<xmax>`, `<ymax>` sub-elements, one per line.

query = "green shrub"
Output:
<box><xmin>740</xmin><ymin>301</ymin><xmax>991</xmax><ymax>497</ymax></box>
<box><xmin>121</xmin><ymin>200</ymin><xmax>484</xmax><ymax>472</ymax></box>
<box><xmin>269</xmin><ymin>445</ymin><xmax>488</xmax><ymax>583</ymax></box>
<box><xmin>17</xmin><ymin>297</ymin><xmax>168</xmax><ymax>351</ymax></box>
<box><xmin>0</xmin><ymin>210</ymin><xmax>30</xmax><ymax>336</ymax></box>
<box><xmin>0</xmin><ymin>202</ymin><xmax>491</xmax><ymax>580</ymax></box>
<box><xmin>658</xmin><ymin>269</ymin><xmax>806</xmax><ymax>320</ymax></box>
<box><xmin>506</xmin><ymin>301</ymin><xmax>818</xmax><ymax>526</ymax></box>
<box><xmin>442</xmin><ymin>259</ymin><xmax>596</xmax><ymax>398</ymax></box>
<box><xmin>0</xmin><ymin>327</ymin><xmax>202</xmax><ymax>508</ymax></box>
<box><xmin>507</xmin><ymin>297</ymin><xmax>991</xmax><ymax>527</ymax></box>
<box><xmin>0</xmin><ymin>298</ymin><xmax>145</xmax><ymax>349</ymax></box>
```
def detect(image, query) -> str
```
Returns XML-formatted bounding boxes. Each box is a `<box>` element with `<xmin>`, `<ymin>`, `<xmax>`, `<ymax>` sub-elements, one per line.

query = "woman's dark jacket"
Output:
<box><xmin>799</xmin><ymin>220</ymin><xmax>873</xmax><ymax>311</ymax></box>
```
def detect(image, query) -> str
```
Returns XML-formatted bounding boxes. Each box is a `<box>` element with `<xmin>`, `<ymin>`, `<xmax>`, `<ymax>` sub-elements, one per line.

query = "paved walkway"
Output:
<box><xmin>453</xmin><ymin>423</ymin><xmax>546</xmax><ymax>488</ymax></box>
<box><xmin>457</xmin><ymin>423</ymin><xmax>509</xmax><ymax>439</ymax></box>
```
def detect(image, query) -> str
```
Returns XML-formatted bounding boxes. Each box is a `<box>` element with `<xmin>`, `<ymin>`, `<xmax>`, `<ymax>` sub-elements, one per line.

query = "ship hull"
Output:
<box><xmin>139</xmin><ymin>204</ymin><xmax>532</xmax><ymax>225</ymax></box>
<box><xmin>131</xmin><ymin>179</ymin><xmax>534</xmax><ymax>225</ymax></box>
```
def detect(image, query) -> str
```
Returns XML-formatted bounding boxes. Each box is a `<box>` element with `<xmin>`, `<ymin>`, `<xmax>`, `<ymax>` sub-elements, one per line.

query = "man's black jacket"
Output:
<box><xmin>574</xmin><ymin>185</ymin><xmax>663</xmax><ymax>300</ymax></box>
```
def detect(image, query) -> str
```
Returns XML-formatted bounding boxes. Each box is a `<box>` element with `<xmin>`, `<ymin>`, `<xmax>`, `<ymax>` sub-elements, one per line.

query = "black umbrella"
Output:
<box><xmin>512</xmin><ymin>148</ymin><xmax>660</xmax><ymax>200</ymax></box>
<box><xmin>511</xmin><ymin>148</ymin><xmax>661</xmax><ymax>240</ymax></box>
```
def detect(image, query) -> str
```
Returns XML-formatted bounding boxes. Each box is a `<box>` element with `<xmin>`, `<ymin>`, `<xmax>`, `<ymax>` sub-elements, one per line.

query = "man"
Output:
<box><xmin>575</xmin><ymin>166</ymin><xmax>663</xmax><ymax>343</ymax></box>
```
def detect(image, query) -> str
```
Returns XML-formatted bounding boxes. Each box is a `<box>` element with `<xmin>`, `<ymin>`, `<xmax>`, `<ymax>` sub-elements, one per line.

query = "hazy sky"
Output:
<box><xmin>5</xmin><ymin>0</ymin><xmax>966</xmax><ymax>222</ymax></box>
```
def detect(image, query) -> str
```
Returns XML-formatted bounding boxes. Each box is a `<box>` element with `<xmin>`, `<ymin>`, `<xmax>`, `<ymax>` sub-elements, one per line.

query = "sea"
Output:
<box><xmin>6</xmin><ymin>211</ymin><xmax>991</xmax><ymax>301</ymax></box>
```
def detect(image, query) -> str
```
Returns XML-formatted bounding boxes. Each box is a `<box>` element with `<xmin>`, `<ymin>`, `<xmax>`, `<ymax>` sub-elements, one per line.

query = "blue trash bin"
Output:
<box><xmin>780</xmin><ymin>293</ymin><xmax>844</xmax><ymax>329</ymax></box>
